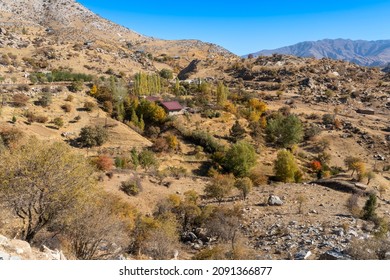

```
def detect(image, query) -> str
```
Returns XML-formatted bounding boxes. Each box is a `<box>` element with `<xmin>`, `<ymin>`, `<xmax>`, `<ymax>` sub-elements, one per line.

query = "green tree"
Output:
<box><xmin>173</xmin><ymin>78</ymin><xmax>180</xmax><ymax>96</ymax></box>
<box><xmin>235</xmin><ymin>177</ymin><xmax>253</xmax><ymax>200</ymax></box>
<box><xmin>223</xmin><ymin>141</ymin><xmax>257</xmax><ymax>177</ymax></box>
<box><xmin>362</xmin><ymin>193</ymin><xmax>377</xmax><ymax>221</ymax></box>
<box><xmin>230</xmin><ymin>120</ymin><xmax>246</xmax><ymax>143</ymax></box>
<box><xmin>133</xmin><ymin>72</ymin><xmax>162</xmax><ymax>95</ymax></box>
<box><xmin>78</xmin><ymin>125</ymin><xmax>108</xmax><ymax>147</ymax></box>
<box><xmin>0</xmin><ymin>138</ymin><xmax>95</xmax><ymax>242</ymax></box>
<box><xmin>274</xmin><ymin>149</ymin><xmax>299</xmax><ymax>183</ymax></box>
<box><xmin>130</xmin><ymin>108</ymin><xmax>139</xmax><ymax>126</ymax></box>
<box><xmin>216</xmin><ymin>81</ymin><xmax>228</xmax><ymax>106</ymax></box>
<box><xmin>138</xmin><ymin>150</ymin><xmax>158</xmax><ymax>171</ymax></box>
<box><xmin>204</xmin><ymin>174</ymin><xmax>235</xmax><ymax>204</ymax></box>
<box><xmin>159</xmin><ymin>68</ymin><xmax>173</xmax><ymax>80</ymax></box>
<box><xmin>139</xmin><ymin>115</ymin><xmax>145</xmax><ymax>131</ymax></box>
<box><xmin>130</xmin><ymin>148</ymin><xmax>140</xmax><ymax>169</ymax></box>
<box><xmin>266</xmin><ymin>114</ymin><xmax>303</xmax><ymax>148</ymax></box>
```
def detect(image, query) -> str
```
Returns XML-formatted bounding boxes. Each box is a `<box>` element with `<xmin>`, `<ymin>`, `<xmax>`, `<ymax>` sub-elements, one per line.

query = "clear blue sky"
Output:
<box><xmin>77</xmin><ymin>0</ymin><xmax>390</xmax><ymax>55</ymax></box>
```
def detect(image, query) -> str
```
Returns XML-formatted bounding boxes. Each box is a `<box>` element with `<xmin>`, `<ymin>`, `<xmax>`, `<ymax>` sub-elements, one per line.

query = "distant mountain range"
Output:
<box><xmin>246</xmin><ymin>39</ymin><xmax>390</xmax><ymax>67</ymax></box>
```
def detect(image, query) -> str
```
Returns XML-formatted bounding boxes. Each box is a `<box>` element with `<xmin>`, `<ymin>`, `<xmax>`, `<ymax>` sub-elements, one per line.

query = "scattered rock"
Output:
<box><xmin>294</xmin><ymin>250</ymin><xmax>312</xmax><ymax>260</ymax></box>
<box><xmin>319</xmin><ymin>249</ymin><xmax>351</xmax><ymax>260</ymax></box>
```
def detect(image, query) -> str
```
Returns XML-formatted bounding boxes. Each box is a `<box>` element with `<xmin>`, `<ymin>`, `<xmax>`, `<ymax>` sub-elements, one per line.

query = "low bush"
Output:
<box><xmin>120</xmin><ymin>176</ymin><xmax>142</xmax><ymax>196</ymax></box>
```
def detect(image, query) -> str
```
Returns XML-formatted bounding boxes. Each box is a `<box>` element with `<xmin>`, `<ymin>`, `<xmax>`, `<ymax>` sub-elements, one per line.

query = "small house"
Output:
<box><xmin>159</xmin><ymin>101</ymin><xmax>183</xmax><ymax>116</ymax></box>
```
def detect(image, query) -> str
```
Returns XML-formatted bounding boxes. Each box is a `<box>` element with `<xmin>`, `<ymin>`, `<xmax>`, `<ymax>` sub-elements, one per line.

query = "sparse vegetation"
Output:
<box><xmin>12</xmin><ymin>93</ymin><xmax>29</xmax><ymax>107</ymax></box>
<box><xmin>204</xmin><ymin>174</ymin><xmax>235</xmax><ymax>204</ymax></box>
<box><xmin>235</xmin><ymin>177</ymin><xmax>253</xmax><ymax>200</ymax></box>
<box><xmin>53</xmin><ymin>117</ymin><xmax>64</xmax><ymax>128</ymax></box>
<box><xmin>121</xmin><ymin>176</ymin><xmax>143</xmax><ymax>196</ymax></box>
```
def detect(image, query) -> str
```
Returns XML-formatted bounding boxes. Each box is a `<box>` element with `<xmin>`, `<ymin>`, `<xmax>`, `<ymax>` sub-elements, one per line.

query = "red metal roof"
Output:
<box><xmin>160</xmin><ymin>101</ymin><xmax>183</xmax><ymax>111</ymax></box>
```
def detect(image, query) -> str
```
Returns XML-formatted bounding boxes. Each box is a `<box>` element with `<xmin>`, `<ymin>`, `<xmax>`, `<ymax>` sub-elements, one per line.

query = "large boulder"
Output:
<box><xmin>0</xmin><ymin>251</ymin><xmax>11</xmax><ymax>260</ymax></box>
<box><xmin>268</xmin><ymin>195</ymin><xmax>283</xmax><ymax>206</ymax></box>
<box><xmin>0</xmin><ymin>234</ymin><xmax>65</xmax><ymax>260</ymax></box>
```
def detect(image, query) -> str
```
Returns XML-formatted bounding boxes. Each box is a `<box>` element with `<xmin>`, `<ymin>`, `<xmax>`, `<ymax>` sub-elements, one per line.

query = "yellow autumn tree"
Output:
<box><xmin>0</xmin><ymin>137</ymin><xmax>96</xmax><ymax>242</ymax></box>
<box><xmin>89</xmin><ymin>84</ymin><xmax>98</xmax><ymax>95</ymax></box>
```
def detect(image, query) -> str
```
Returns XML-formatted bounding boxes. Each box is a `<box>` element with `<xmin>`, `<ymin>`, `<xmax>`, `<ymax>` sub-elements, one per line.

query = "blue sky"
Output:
<box><xmin>77</xmin><ymin>0</ymin><xmax>390</xmax><ymax>55</ymax></box>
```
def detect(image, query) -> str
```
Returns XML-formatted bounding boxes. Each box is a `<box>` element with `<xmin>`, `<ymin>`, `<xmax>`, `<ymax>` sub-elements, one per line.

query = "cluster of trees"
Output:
<box><xmin>89</xmin><ymin>77</ymin><xmax>167</xmax><ymax>128</ymax></box>
<box><xmin>29</xmin><ymin>70</ymin><xmax>93</xmax><ymax>84</ymax></box>
<box><xmin>0</xmin><ymin>137</ymin><xmax>142</xmax><ymax>259</ymax></box>
<box><xmin>115</xmin><ymin>148</ymin><xmax>159</xmax><ymax>172</ymax></box>
<box><xmin>204</xmin><ymin>174</ymin><xmax>254</xmax><ymax>203</ymax></box>
<box><xmin>133</xmin><ymin>72</ymin><xmax>162</xmax><ymax>95</ymax></box>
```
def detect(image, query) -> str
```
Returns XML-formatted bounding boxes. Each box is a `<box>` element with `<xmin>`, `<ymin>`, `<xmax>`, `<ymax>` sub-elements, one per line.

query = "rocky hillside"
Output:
<box><xmin>0</xmin><ymin>0</ymin><xmax>235</xmax><ymax>74</ymax></box>
<box><xmin>0</xmin><ymin>0</ymin><xmax>146</xmax><ymax>43</ymax></box>
<box><xmin>247</xmin><ymin>39</ymin><xmax>390</xmax><ymax>67</ymax></box>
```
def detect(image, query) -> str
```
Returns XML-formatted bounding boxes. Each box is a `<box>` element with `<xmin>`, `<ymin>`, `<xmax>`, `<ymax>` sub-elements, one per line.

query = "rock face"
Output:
<box><xmin>0</xmin><ymin>234</ymin><xmax>65</xmax><ymax>260</ymax></box>
<box><xmin>178</xmin><ymin>59</ymin><xmax>201</xmax><ymax>80</ymax></box>
<box><xmin>247</xmin><ymin>39</ymin><xmax>390</xmax><ymax>67</ymax></box>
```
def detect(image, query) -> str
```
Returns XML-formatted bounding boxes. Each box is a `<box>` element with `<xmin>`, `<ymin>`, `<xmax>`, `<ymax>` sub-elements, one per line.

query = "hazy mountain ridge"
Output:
<box><xmin>248</xmin><ymin>39</ymin><xmax>390</xmax><ymax>67</ymax></box>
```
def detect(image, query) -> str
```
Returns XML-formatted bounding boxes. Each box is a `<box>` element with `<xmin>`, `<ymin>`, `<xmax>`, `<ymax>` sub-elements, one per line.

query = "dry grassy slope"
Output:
<box><xmin>0</xmin><ymin>88</ymin><xmax>151</xmax><ymax>152</ymax></box>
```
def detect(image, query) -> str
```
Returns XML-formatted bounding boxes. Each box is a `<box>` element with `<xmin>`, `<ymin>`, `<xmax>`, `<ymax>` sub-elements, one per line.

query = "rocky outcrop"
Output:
<box><xmin>178</xmin><ymin>59</ymin><xmax>201</xmax><ymax>80</ymax></box>
<box><xmin>311</xmin><ymin>179</ymin><xmax>369</xmax><ymax>194</ymax></box>
<box><xmin>0</xmin><ymin>234</ymin><xmax>66</xmax><ymax>260</ymax></box>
